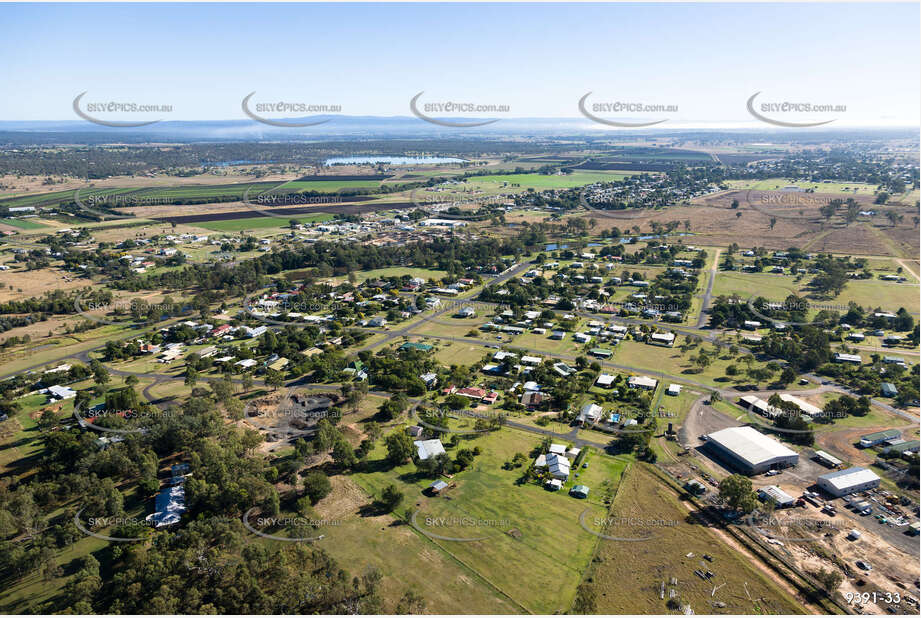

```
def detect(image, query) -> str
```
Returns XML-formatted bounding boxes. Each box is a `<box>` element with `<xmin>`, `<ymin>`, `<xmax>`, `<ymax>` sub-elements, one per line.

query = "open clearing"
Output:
<box><xmin>580</xmin><ymin>463</ymin><xmax>805</xmax><ymax>614</ymax></box>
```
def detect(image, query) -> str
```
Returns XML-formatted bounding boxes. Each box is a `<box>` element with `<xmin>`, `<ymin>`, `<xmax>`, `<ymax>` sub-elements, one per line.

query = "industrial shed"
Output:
<box><xmin>757</xmin><ymin>485</ymin><xmax>796</xmax><ymax>507</ymax></box>
<box><xmin>817</xmin><ymin>467</ymin><xmax>880</xmax><ymax>497</ymax></box>
<box><xmin>705</xmin><ymin>426</ymin><xmax>799</xmax><ymax>475</ymax></box>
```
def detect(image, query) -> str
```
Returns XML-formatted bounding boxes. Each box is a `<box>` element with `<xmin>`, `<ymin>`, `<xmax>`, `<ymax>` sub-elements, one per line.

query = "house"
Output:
<box><xmin>834</xmin><ymin>352</ymin><xmax>862</xmax><ymax>364</ymax></box>
<box><xmin>211</xmin><ymin>324</ymin><xmax>233</xmax><ymax>337</ymax></box>
<box><xmin>590</xmin><ymin>348</ymin><xmax>612</xmax><ymax>359</ymax></box>
<box><xmin>881</xmin><ymin>382</ymin><xmax>898</xmax><ymax>398</ymax></box>
<box><xmin>577</xmin><ymin>403</ymin><xmax>603</xmax><ymax>425</ymax></box>
<box><xmin>521</xmin><ymin>355</ymin><xmax>542</xmax><ymax>366</ymax></box>
<box><xmin>146</xmin><ymin>484</ymin><xmax>186</xmax><ymax>527</ymax></box>
<box><xmin>482</xmin><ymin>391</ymin><xmax>499</xmax><ymax>405</ymax></box>
<box><xmin>235</xmin><ymin>358</ymin><xmax>258</xmax><ymax>369</ymax></box>
<box><xmin>414</xmin><ymin>439</ymin><xmax>446</xmax><ymax>461</ymax></box>
<box><xmin>569</xmin><ymin>485</ymin><xmax>590</xmax><ymax>499</ymax></box>
<box><xmin>743</xmin><ymin>320</ymin><xmax>761</xmax><ymax>330</ymax></box>
<box><xmin>420</xmin><ymin>373</ymin><xmax>438</xmax><ymax>387</ymax></box>
<box><xmin>546</xmin><ymin>453</ymin><xmax>571</xmax><ymax>480</ymax></box>
<box><xmin>550</xmin><ymin>330</ymin><xmax>566</xmax><ymax>340</ymax></box>
<box><xmin>549</xmin><ymin>443</ymin><xmax>566</xmax><ymax>455</ymax></box>
<box><xmin>595</xmin><ymin>373</ymin><xmax>616</xmax><ymax>388</ymax></box>
<box><xmin>520</xmin><ymin>391</ymin><xmax>543</xmax><ymax>409</ymax></box>
<box><xmin>267</xmin><ymin>357</ymin><xmax>289</xmax><ymax>372</ymax></box>
<box><xmin>406</xmin><ymin>425</ymin><xmax>424</xmax><ymax>438</ymax></box>
<box><xmin>242</xmin><ymin>325</ymin><xmax>268</xmax><ymax>338</ymax></box>
<box><xmin>628</xmin><ymin>376</ymin><xmax>658</xmax><ymax>390</ymax></box>
<box><xmin>573</xmin><ymin>333</ymin><xmax>591</xmax><ymax>344</ymax></box>
<box><xmin>456</xmin><ymin>306</ymin><xmax>476</xmax><ymax>318</ymax></box>
<box><xmin>553</xmin><ymin>362</ymin><xmax>575</xmax><ymax>376</ymax></box>
<box><xmin>545</xmin><ymin>478</ymin><xmax>563</xmax><ymax>491</ymax></box>
<box><xmin>368</xmin><ymin>316</ymin><xmax>387</xmax><ymax>327</ymax></box>
<box><xmin>48</xmin><ymin>385</ymin><xmax>77</xmax><ymax>400</ymax></box>
<box><xmin>666</xmin><ymin>384</ymin><xmax>681</xmax><ymax>396</ymax></box>
<box><xmin>456</xmin><ymin>386</ymin><xmax>487</xmax><ymax>400</ymax></box>
<box><xmin>648</xmin><ymin>332</ymin><xmax>675</xmax><ymax>347</ymax></box>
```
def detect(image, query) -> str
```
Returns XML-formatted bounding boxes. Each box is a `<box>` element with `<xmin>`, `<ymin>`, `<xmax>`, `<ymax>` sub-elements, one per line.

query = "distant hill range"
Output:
<box><xmin>0</xmin><ymin>117</ymin><xmax>916</xmax><ymax>144</ymax></box>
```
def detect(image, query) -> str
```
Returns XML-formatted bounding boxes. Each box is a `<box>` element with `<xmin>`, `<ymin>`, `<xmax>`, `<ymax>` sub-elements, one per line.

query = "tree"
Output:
<box><xmin>184</xmin><ymin>367</ymin><xmax>198</xmax><ymax>388</ymax></box>
<box><xmin>385</xmin><ymin>431</ymin><xmax>415</xmax><ymax>465</ymax></box>
<box><xmin>90</xmin><ymin>360</ymin><xmax>110</xmax><ymax>386</ymax></box>
<box><xmin>332</xmin><ymin>439</ymin><xmax>357</xmax><ymax>470</ymax></box>
<box><xmin>125</xmin><ymin>375</ymin><xmax>139</xmax><ymax>387</ymax></box>
<box><xmin>302</xmin><ymin>471</ymin><xmax>332</xmax><ymax>505</ymax></box>
<box><xmin>769</xmin><ymin>217</ymin><xmax>777</xmax><ymax>230</ymax></box>
<box><xmin>265</xmin><ymin>369</ymin><xmax>284</xmax><ymax>391</ymax></box>
<box><xmin>718</xmin><ymin>474</ymin><xmax>758</xmax><ymax>513</ymax></box>
<box><xmin>779</xmin><ymin>366</ymin><xmax>797</xmax><ymax>385</ymax></box>
<box><xmin>379</xmin><ymin>484</ymin><xmax>404</xmax><ymax>512</ymax></box>
<box><xmin>241</xmin><ymin>373</ymin><xmax>254</xmax><ymax>392</ymax></box>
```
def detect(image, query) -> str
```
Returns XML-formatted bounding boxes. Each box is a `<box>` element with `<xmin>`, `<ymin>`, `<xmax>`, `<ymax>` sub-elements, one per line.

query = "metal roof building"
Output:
<box><xmin>757</xmin><ymin>485</ymin><xmax>795</xmax><ymax>507</ymax></box>
<box><xmin>817</xmin><ymin>467</ymin><xmax>880</xmax><ymax>497</ymax></box>
<box><xmin>859</xmin><ymin>429</ymin><xmax>901</xmax><ymax>448</ymax></box>
<box><xmin>813</xmin><ymin>450</ymin><xmax>843</xmax><ymax>468</ymax></box>
<box><xmin>705</xmin><ymin>426</ymin><xmax>799</xmax><ymax>474</ymax></box>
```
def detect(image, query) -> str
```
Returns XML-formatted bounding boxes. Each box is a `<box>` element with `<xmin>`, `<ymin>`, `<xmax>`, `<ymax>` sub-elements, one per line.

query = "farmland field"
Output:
<box><xmin>195</xmin><ymin>213</ymin><xmax>335</xmax><ymax>231</ymax></box>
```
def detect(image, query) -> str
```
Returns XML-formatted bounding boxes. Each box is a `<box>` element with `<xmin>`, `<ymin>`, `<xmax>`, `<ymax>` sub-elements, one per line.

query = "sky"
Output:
<box><xmin>0</xmin><ymin>2</ymin><xmax>918</xmax><ymax>127</ymax></box>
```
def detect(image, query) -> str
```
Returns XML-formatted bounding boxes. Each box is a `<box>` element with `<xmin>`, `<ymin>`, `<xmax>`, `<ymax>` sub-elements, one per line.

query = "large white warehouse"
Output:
<box><xmin>816</xmin><ymin>467</ymin><xmax>880</xmax><ymax>497</ymax></box>
<box><xmin>706</xmin><ymin>426</ymin><xmax>799</xmax><ymax>475</ymax></box>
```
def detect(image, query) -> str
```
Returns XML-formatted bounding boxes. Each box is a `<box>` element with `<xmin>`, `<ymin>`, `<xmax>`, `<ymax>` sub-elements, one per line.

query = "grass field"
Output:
<box><xmin>323</xmin><ymin>266</ymin><xmax>450</xmax><ymax>285</ymax></box>
<box><xmin>611</xmin><ymin>338</ymin><xmax>810</xmax><ymax>390</ymax></box>
<box><xmin>464</xmin><ymin>171</ymin><xmax>631</xmax><ymax>191</ymax></box>
<box><xmin>0</xmin><ymin>218</ymin><xmax>47</xmax><ymax>229</ymax></box>
<box><xmin>712</xmin><ymin>271</ymin><xmax>920</xmax><ymax>314</ymax></box>
<box><xmin>350</xmin><ymin>425</ymin><xmax>629</xmax><ymax>613</ymax></box>
<box><xmin>725</xmin><ymin>179</ymin><xmax>879</xmax><ymax>195</ymax></box>
<box><xmin>195</xmin><ymin>213</ymin><xmax>335</xmax><ymax>232</ymax></box>
<box><xmin>433</xmin><ymin>341</ymin><xmax>490</xmax><ymax>367</ymax></box>
<box><xmin>579</xmin><ymin>463</ymin><xmax>805</xmax><ymax>614</ymax></box>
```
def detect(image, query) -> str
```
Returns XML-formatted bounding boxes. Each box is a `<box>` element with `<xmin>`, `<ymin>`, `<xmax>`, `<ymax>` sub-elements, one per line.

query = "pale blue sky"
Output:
<box><xmin>0</xmin><ymin>2</ymin><xmax>918</xmax><ymax>126</ymax></box>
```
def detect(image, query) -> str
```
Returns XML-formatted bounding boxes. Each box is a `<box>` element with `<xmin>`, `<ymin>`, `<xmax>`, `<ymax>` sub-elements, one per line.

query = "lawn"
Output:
<box><xmin>196</xmin><ymin>213</ymin><xmax>334</xmax><ymax>232</ymax></box>
<box><xmin>433</xmin><ymin>342</ymin><xmax>490</xmax><ymax>367</ymax></box>
<box><xmin>579</xmin><ymin>462</ymin><xmax>806</xmax><ymax>614</ymax></box>
<box><xmin>349</xmin><ymin>425</ymin><xmax>628</xmax><ymax>613</ymax></box>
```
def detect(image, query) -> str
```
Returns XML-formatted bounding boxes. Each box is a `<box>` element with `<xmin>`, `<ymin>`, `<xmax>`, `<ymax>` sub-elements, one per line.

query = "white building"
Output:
<box><xmin>817</xmin><ymin>467</ymin><xmax>880</xmax><ymax>497</ymax></box>
<box><xmin>705</xmin><ymin>426</ymin><xmax>799</xmax><ymax>475</ymax></box>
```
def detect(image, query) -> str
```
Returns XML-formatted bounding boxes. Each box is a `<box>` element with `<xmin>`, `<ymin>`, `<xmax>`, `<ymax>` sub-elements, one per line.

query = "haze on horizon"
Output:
<box><xmin>0</xmin><ymin>2</ymin><xmax>918</xmax><ymax>129</ymax></box>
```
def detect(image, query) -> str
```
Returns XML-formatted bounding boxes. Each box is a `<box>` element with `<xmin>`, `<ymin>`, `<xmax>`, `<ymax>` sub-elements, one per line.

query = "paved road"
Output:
<box><xmin>357</xmin><ymin>261</ymin><xmax>532</xmax><ymax>352</ymax></box>
<box><xmin>696</xmin><ymin>248</ymin><xmax>721</xmax><ymax>328</ymax></box>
